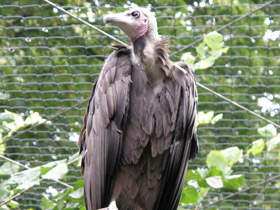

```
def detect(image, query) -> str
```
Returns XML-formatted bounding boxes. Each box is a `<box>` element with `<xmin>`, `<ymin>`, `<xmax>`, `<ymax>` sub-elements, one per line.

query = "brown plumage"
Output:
<box><xmin>78</xmin><ymin>7</ymin><xmax>198</xmax><ymax>210</ymax></box>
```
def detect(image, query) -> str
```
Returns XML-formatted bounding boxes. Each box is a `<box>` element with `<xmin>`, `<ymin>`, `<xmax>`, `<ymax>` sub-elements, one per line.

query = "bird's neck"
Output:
<box><xmin>132</xmin><ymin>36</ymin><xmax>165</xmax><ymax>91</ymax></box>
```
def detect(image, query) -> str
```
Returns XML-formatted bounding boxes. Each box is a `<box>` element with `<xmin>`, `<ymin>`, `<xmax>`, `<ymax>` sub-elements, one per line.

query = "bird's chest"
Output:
<box><xmin>129</xmin><ymin>66</ymin><xmax>171</xmax><ymax>131</ymax></box>
<box><xmin>122</xmin><ymin>66</ymin><xmax>177</xmax><ymax>163</ymax></box>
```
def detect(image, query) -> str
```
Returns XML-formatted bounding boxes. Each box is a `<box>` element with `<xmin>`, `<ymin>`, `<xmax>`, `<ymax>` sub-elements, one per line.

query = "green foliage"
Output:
<box><xmin>181</xmin><ymin>32</ymin><xmax>228</xmax><ymax>71</ymax></box>
<box><xmin>180</xmin><ymin>123</ymin><xmax>280</xmax><ymax>208</ymax></box>
<box><xmin>266</xmin><ymin>135</ymin><xmax>280</xmax><ymax>151</ymax></box>
<box><xmin>40</xmin><ymin>179</ymin><xmax>84</xmax><ymax>210</ymax></box>
<box><xmin>179</xmin><ymin>28</ymin><xmax>280</xmax><ymax>208</ymax></box>
<box><xmin>6</xmin><ymin>166</ymin><xmax>41</xmax><ymax>190</ymax></box>
<box><xmin>41</xmin><ymin>160</ymin><xmax>68</xmax><ymax>180</ymax></box>
<box><xmin>0</xmin><ymin>111</ymin><xmax>80</xmax><ymax>209</ymax></box>
<box><xmin>197</xmin><ymin>111</ymin><xmax>223</xmax><ymax>126</ymax></box>
<box><xmin>247</xmin><ymin>139</ymin><xmax>265</xmax><ymax>156</ymax></box>
<box><xmin>180</xmin><ymin>145</ymin><xmax>245</xmax><ymax>206</ymax></box>
<box><xmin>0</xmin><ymin>151</ymin><xmax>84</xmax><ymax>210</ymax></box>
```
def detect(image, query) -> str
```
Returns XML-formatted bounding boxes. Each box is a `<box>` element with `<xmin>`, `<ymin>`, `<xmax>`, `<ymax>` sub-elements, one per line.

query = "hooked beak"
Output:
<box><xmin>103</xmin><ymin>12</ymin><xmax>130</xmax><ymax>25</ymax></box>
<box><xmin>103</xmin><ymin>11</ymin><xmax>148</xmax><ymax>43</ymax></box>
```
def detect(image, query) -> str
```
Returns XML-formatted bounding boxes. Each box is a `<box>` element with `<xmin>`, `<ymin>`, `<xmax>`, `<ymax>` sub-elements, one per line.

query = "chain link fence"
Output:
<box><xmin>1</xmin><ymin>0</ymin><xmax>280</xmax><ymax>209</ymax></box>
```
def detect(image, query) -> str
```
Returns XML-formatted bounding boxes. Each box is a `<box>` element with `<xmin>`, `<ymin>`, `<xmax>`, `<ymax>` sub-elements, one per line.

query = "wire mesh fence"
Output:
<box><xmin>0</xmin><ymin>0</ymin><xmax>280</xmax><ymax>209</ymax></box>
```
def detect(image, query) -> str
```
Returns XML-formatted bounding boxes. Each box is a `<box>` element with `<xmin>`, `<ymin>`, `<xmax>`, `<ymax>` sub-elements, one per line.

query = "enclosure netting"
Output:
<box><xmin>0</xmin><ymin>0</ymin><xmax>280</xmax><ymax>209</ymax></box>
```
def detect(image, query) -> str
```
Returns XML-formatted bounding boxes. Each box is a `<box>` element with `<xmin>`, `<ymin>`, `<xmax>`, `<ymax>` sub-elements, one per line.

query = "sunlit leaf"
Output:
<box><xmin>211</xmin><ymin>114</ymin><xmax>223</xmax><ymax>124</ymax></box>
<box><xmin>180</xmin><ymin>187</ymin><xmax>198</xmax><ymax>204</ymax></box>
<box><xmin>0</xmin><ymin>162</ymin><xmax>20</xmax><ymax>175</ymax></box>
<box><xmin>41</xmin><ymin>159</ymin><xmax>66</xmax><ymax>176</ymax></box>
<box><xmin>206</xmin><ymin>176</ymin><xmax>223</xmax><ymax>188</ymax></box>
<box><xmin>223</xmin><ymin>174</ymin><xmax>244</xmax><ymax>190</ymax></box>
<box><xmin>204</xmin><ymin>31</ymin><xmax>224</xmax><ymax>50</ymax></box>
<box><xmin>0</xmin><ymin>110</ymin><xmax>16</xmax><ymax>122</ymax></box>
<box><xmin>193</xmin><ymin>57</ymin><xmax>215</xmax><ymax>70</ymax></box>
<box><xmin>40</xmin><ymin>194</ymin><xmax>54</xmax><ymax>209</ymax></box>
<box><xmin>196</xmin><ymin>42</ymin><xmax>207</xmax><ymax>59</ymax></box>
<box><xmin>75</xmin><ymin>179</ymin><xmax>84</xmax><ymax>188</ymax></box>
<box><xmin>258</xmin><ymin>124</ymin><xmax>277</xmax><ymax>137</ymax></box>
<box><xmin>0</xmin><ymin>138</ymin><xmax>5</xmax><ymax>155</ymax></box>
<box><xmin>197</xmin><ymin>187</ymin><xmax>210</xmax><ymax>203</ymax></box>
<box><xmin>249</xmin><ymin>139</ymin><xmax>265</xmax><ymax>156</ymax></box>
<box><xmin>221</xmin><ymin>147</ymin><xmax>243</xmax><ymax>166</ymax></box>
<box><xmin>197</xmin><ymin>111</ymin><xmax>214</xmax><ymax>125</ymax></box>
<box><xmin>181</xmin><ymin>52</ymin><xmax>196</xmax><ymax>68</ymax></box>
<box><xmin>206</xmin><ymin>151</ymin><xmax>228</xmax><ymax>171</ymax></box>
<box><xmin>66</xmin><ymin>202</ymin><xmax>80</xmax><ymax>208</ymax></box>
<box><xmin>25</xmin><ymin>112</ymin><xmax>49</xmax><ymax>125</ymax></box>
<box><xmin>7</xmin><ymin>200</ymin><xmax>18</xmax><ymax>209</ymax></box>
<box><xmin>267</xmin><ymin>134</ymin><xmax>280</xmax><ymax>151</ymax></box>
<box><xmin>197</xmin><ymin>168</ymin><xmax>208</xmax><ymax>178</ymax></box>
<box><xmin>68</xmin><ymin>152</ymin><xmax>81</xmax><ymax>167</ymax></box>
<box><xmin>42</xmin><ymin>162</ymin><xmax>68</xmax><ymax>180</ymax></box>
<box><xmin>0</xmin><ymin>184</ymin><xmax>10</xmax><ymax>201</ymax></box>
<box><xmin>185</xmin><ymin>170</ymin><xmax>201</xmax><ymax>182</ymax></box>
<box><xmin>6</xmin><ymin>167</ymin><xmax>40</xmax><ymax>190</ymax></box>
<box><xmin>69</xmin><ymin>188</ymin><xmax>83</xmax><ymax>199</ymax></box>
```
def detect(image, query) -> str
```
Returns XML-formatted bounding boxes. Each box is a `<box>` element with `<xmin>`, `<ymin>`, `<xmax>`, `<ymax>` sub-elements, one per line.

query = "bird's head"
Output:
<box><xmin>103</xmin><ymin>7</ymin><xmax>159</xmax><ymax>43</ymax></box>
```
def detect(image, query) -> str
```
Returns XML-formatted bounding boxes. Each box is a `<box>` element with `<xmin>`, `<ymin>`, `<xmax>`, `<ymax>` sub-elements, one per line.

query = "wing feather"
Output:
<box><xmin>78</xmin><ymin>47</ymin><xmax>131</xmax><ymax>210</ymax></box>
<box><xmin>156</xmin><ymin>62</ymin><xmax>198</xmax><ymax>210</ymax></box>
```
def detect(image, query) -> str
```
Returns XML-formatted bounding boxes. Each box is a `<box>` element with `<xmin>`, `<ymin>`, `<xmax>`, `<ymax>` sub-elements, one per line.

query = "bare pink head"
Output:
<box><xmin>103</xmin><ymin>8</ymin><xmax>159</xmax><ymax>43</ymax></box>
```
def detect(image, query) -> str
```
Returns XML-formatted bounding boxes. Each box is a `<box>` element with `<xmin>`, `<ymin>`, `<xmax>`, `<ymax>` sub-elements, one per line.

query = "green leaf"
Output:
<box><xmin>204</xmin><ymin>31</ymin><xmax>224</xmax><ymax>50</ymax></box>
<box><xmin>6</xmin><ymin>167</ymin><xmax>40</xmax><ymax>190</ymax></box>
<box><xmin>7</xmin><ymin>200</ymin><xmax>18</xmax><ymax>209</ymax></box>
<box><xmin>206</xmin><ymin>151</ymin><xmax>228</xmax><ymax>171</ymax></box>
<box><xmin>68</xmin><ymin>152</ymin><xmax>81</xmax><ymax>167</ymax></box>
<box><xmin>0</xmin><ymin>110</ymin><xmax>17</xmax><ymax>122</ymax></box>
<box><xmin>69</xmin><ymin>188</ymin><xmax>83</xmax><ymax>199</ymax></box>
<box><xmin>181</xmin><ymin>52</ymin><xmax>196</xmax><ymax>68</ymax></box>
<box><xmin>266</xmin><ymin>134</ymin><xmax>280</xmax><ymax>151</ymax></box>
<box><xmin>185</xmin><ymin>169</ymin><xmax>209</xmax><ymax>188</ymax></box>
<box><xmin>68</xmin><ymin>152</ymin><xmax>79</xmax><ymax>163</ymax></box>
<box><xmin>180</xmin><ymin>187</ymin><xmax>198</xmax><ymax>204</ymax></box>
<box><xmin>211</xmin><ymin>114</ymin><xmax>223</xmax><ymax>124</ymax></box>
<box><xmin>54</xmin><ymin>188</ymin><xmax>72</xmax><ymax>201</ymax></box>
<box><xmin>197</xmin><ymin>111</ymin><xmax>214</xmax><ymax>125</ymax></box>
<box><xmin>41</xmin><ymin>159</ymin><xmax>66</xmax><ymax>176</ymax></box>
<box><xmin>75</xmin><ymin>179</ymin><xmax>84</xmax><ymax>188</ymax></box>
<box><xmin>206</xmin><ymin>176</ymin><xmax>223</xmax><ymax>188</ymax></box>
<box><xmin>0</xmin><ymin>138</ymin><xmax>5</xmax><ymax>155</ymax></box>
<box><xmin>196</xmin><ymin>43</ymin><xmax>207</xmax><ymax>59</ymax></box>
<box><xmin>193</xmin><ymin>57</ymin><xmax>215</xmax><ymax>70</ymax></box>
<box><xmin>185</xmin><ymin>170</ymin><xmax>201</xmax><ymax>183</ymax></box>
<box><xmin>221</xmin><ymin>147</ymin><xmax>243</xmax><ymax>166</ymax></box>
<box><xmin>258</xmin><ymin>124</ymin><xmax>277</xmax><ymax>137</ymax></box>
<box><xmin>24</xmin><ymin>112</ymin><xmax>51</xmax><ymax>125</ymax></box>
<box><xmin>0</xmin><ymin>184</ymin><xmax>10</xmax><ymax>201</ymax></box>
<box><xmin>197</xmin><ymin>168</ymin><xmax>209</xmax><ymax>178</ymax></box>
<box><xmin>197</xmin><ymin>187</ymin><xmax>210</xmax><ymax>203</ymax></box>
<box><xmin>223</xmin><ymin>174</ymin><xmax>245</xmax><ymax>190</ymax></box>
<box><xmin>65</xmin><ymin>202</ymin><xmax>80</xmax><ymax>209</ymax></box>
<box><xmin>249</xmin><ymin>139</ymin><xmax>265</xmax><ymax>156</ymax></box>
<box><xmin>0</xmin><ymin>162</ymin><xmax>20</xmax><ymax>175</ymax></box>
<box><xmin>222</xmin><ymin>47</ymin><xmax>229</xmax><ymax>53</ymax></box>
<box><xmin>40</xmin><ymin>194</ymin><xmax>54</xmax><ymax>210</ymax></box>
<box><xmin>42</xmin><ymin>162</ymin><xmax>68</xmax><ymax>180</ymax></box>
<box><xmin>192</xmin><ymin>31</ymin><xmax>228</xmax><ymax>71</ymax></box>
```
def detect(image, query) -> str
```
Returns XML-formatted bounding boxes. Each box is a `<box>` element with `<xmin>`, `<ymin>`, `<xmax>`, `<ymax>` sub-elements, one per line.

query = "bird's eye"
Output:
<box><xmin>131</xmin><ymin>11</ymin><xmax>140</xmax><ymax>18</ymax></box>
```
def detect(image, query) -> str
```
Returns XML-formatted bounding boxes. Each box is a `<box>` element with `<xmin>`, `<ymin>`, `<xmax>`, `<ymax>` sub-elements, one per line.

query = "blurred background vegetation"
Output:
<box><xmin>0</xmin><ymin>0</ymin><xmax>280</xmax><ymax>209</ymax></box>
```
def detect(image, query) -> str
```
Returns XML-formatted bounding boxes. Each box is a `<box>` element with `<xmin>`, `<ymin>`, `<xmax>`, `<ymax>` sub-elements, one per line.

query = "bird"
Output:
<box><xmin>78</xmin><ymin>7</ymin><xmax>198</xmax><ymax>210</ymax></box>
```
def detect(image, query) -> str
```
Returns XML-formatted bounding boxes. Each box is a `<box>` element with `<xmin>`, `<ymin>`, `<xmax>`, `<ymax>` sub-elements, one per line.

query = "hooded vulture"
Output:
<box><xmin>78</xmin><ymin>7</ymin><xmax>198</xmax><ymax>210</ymax></box>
